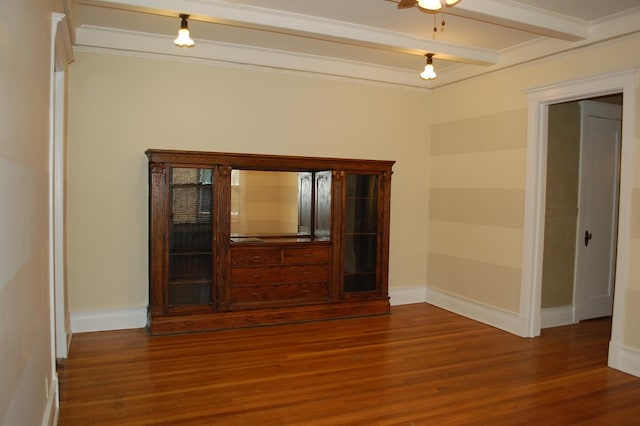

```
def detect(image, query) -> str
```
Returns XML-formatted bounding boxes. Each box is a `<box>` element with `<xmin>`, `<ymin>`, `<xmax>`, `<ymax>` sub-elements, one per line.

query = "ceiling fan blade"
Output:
<box><xmin>397</xmin><ymin>0</ymin><xmax>417</xmax><ymax>9</ymax></box>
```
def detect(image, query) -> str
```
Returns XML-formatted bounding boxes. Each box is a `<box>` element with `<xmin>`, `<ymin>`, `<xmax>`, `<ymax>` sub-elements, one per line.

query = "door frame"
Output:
<box><xmin>50</xmin><ymin>12</ymin><xmax>74</xmax><ymax>360</ymax></box>
<box><xmin>520</xmin><ymin>68</ymin><xmax>637</xmax><ymax>373</ymax></box>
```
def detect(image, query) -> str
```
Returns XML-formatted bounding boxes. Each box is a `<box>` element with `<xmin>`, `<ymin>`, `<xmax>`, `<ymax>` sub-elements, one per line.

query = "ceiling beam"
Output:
<box><xmin>449</xmin><ymin>0</ymin><xmax>588</xmax><ymax>41</ymax></box>
<box><xmin>75</xmin><ymin>0</ymin><xmax>500</xmax><ymax>65</ymax></box>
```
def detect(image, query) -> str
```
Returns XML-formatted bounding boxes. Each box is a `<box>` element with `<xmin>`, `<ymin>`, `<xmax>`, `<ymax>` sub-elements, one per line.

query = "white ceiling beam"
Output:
<box><xmin>450</xmin><ymin>0</ymin><xmax>588</xmax><ymax>41</ymax></box>
<box><xmin>75</xmin><ymin>0</ymin><xmax>500</xmax><ymax>65</ymax></box>
<box><xmin>75</xmin><ymin>25</ymin><xmax>432</xmax><ymax>89</ymax></box>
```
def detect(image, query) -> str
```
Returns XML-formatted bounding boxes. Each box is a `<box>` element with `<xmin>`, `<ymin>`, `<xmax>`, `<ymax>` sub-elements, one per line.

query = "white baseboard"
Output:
<box><xmin>67</xmin><ymin>290</ymin><xmax>428</xmax><ymax>333</ymax></box>
<box><xmin>67</xmin><ymin>288</ymin><xmax>524</xmax><ymax>335</ymax></box>
<box><xmin>389</xmin><ymin>286</ymin><xmax>426</xmax><ymax>306</ymax></box>
<box><xmin>42</xmin><ymin>375</ymin><xmax>58</xmax><ymax>426</ymax></box>
<box><xmin>608</xmin><ymin>341</ymin><xmax>640</xmax><ymax>378</ymax></box>
<box><xmin>70</xmin><ymin>307</ymin><xmax>147</xmax><ymax>333</ymax></box>
<box><xmin>541</xmin><ymin>305</ymin><xmax>576</xmax><ymax>329</ymax></box>
<box><xmin>425</xmin><ymin>287</ymin><xmax>524</xmax><ymax>336</ymax></box>
<box><xmin>67</xmin><ymin>289</ymin><xmax>428</xmax><ymax>333</ymax></box>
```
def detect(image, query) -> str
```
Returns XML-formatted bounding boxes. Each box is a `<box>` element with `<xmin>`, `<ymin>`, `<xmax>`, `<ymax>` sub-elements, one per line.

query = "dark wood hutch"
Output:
<box><xmin>146</xmin><ymin>149</ymin><xmax>394</xmax><ymax>335</ymax></box>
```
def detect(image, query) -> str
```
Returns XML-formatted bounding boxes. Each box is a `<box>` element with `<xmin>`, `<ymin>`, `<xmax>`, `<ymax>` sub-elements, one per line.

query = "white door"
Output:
<box><xmin>574</xmin><ymin>100</ymin><xmax>621</xmax><ymax>322</ymax></box>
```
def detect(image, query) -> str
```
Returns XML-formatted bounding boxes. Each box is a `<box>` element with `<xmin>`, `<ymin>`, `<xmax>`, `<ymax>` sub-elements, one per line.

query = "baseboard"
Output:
<box><xmin>70</xmin><ymin>307</ymin><xmax>147</xmax><ymax>333</ymax></box>
<box><xmin>541</xmin><ymin>305</ymin><xmax>575</xmax><ymax>329</ymax></box>
<box><xmin>69</xmin><ymin>291</ymin><xmax>428</xmax><ymax>333</ymax></box>
<box><xmin>42</xmin><ymin>375</ymin><xmax>58</xmax><ymax>426</ymax></box>
<box><xmin>425</xmin><ymin>287</ymin><xmax>524</xmax><ymax>336</ymax></box>
<box><xmin>389</xmin><ymin>286</ymin><xmax>426</xmax><ymax>306</ymax></box>
<box><xmin>608</xmin><ymin>341</ymin><xmax>640</xmax><ymax>378</ymax></box>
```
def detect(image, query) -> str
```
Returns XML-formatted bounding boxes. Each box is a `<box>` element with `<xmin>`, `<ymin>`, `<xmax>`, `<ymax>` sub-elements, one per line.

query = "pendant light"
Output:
<box><xmin>174</xmin><ymin>14</ymin><xmax>195</xmax><ymax>48</ymax></box>
<box><xmin>420</xmin><ymin>53</ymin><xmax>437</xmax><ymax>80</ymax></box>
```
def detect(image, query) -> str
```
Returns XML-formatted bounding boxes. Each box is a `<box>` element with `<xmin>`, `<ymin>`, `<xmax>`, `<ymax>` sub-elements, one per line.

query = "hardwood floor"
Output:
<box><xmin>58</xmin><ymin>304</ymin><xmax>640</xmax><ymax>425</ymax></box>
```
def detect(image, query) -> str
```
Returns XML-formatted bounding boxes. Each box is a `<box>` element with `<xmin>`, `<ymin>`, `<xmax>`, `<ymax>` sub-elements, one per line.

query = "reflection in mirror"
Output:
<box><xmin>230</xmin><ymin>169</ymin><xmax>331</xmax><ymax>242</ymax></box>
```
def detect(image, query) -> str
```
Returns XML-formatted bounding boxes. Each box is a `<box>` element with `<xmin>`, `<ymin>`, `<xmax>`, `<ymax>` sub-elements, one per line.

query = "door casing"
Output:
<box><xmin>520</xmin><ymin>68</ymin><xmax>636</xmax><ymax>375</ymax></box>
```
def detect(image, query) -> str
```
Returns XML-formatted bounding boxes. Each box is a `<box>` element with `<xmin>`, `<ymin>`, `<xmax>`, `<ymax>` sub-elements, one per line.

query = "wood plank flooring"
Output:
<box><xmin>58</xmin><ymin>304</ymin><xmax>640</xmax><ymax>425</ymax></box>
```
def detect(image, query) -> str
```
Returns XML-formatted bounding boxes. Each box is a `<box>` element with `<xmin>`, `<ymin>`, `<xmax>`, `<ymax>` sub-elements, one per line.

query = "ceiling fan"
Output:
<box><xmin>397</xmin><ymin>0</ymin><xmax>461</xmax><ymax>11</ymax></box>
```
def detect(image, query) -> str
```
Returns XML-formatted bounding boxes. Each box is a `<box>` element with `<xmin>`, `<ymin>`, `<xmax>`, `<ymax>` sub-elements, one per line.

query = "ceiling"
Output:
<box><xmin>69</xmin><ymin>0</ymin><xmax>640</xmax><ymax>88</ymax></box>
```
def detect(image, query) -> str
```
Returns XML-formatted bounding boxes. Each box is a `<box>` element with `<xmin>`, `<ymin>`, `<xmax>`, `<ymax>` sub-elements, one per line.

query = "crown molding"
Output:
<box><xmin>450</xmin><ymin>0</ymin><xmax>588</xmax><ymax>41</ymax></box>
<box><xmin>53</xmin><ymin>13</ymin><xmax>75</xmax><ymax>69</ymax></box>
<box><xmin>428</xmin><ymin>8</ymin><xmax>640</xmax><ymax>88</ymax></box>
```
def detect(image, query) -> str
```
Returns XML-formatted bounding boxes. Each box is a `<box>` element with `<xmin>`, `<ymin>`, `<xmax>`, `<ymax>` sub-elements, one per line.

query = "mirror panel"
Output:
<box><xmin>230</xmin><ymin>169</ymin><xmax>331</xmax><ymax>242</ymax></box>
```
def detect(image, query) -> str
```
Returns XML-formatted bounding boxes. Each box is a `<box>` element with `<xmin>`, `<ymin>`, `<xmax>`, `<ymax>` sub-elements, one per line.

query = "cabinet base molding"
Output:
<box><xmin>149</xmin><ymin>298</ymin><xmax>390</xmax><ymax>335</ymax></box>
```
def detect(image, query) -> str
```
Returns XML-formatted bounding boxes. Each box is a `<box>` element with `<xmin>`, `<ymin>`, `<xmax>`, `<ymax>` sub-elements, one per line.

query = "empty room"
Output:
<box><xmin>3</xmin><ymin>0</ymin><xmax>640</xmax><ymax>424</ymax></box>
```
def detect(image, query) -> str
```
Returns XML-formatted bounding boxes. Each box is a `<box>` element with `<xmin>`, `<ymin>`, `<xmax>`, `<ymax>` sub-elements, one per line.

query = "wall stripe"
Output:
<box><xmin>427</xmin><ymin>252</ymin><xmax>521</xmax><ymax>313</ymax></box>
<box><xmin>629</xmin><ymin>238</ymin><xmax>640</xmax><ymax>293</ymax></box>
<box><xmin>431</xmin><ymin>109</ymin><xmax>527</xmax><ymax>156</ymax></box>
<box><xmin>624</xmin><ymin>289</ymin><xmax>640</xmax><ymax>348</ymax></box>
<box><xmin>632</xmin><ymin>188</ymin><xmax>640</xmax><ymax>238</ymax></box>
<box><xmin>428</xmin><ymin>220</ymin><xmax>523</xmax><ymax>269</ymax></box>
<box><xmin>429</xmin><ymin>188</ymin><xmax>525</xmax><ymax>229</ymax></box>
<box><xmin>429</xmin><ymin>149</ymin><xmax>526</xmax><ymax>189</ymax></box>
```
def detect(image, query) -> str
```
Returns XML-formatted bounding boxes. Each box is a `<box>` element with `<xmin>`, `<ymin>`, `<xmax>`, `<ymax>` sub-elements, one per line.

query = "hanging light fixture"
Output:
<box><xmin>397</xmin><ymin>1</ymin><xmax>461</xmax><ymax>37</ymax></box>
<box><xmin>420</xmin><ymin>53</ymin><xmax>437</xmax><ymax>80</ymax></box>
<box><xmin>174</xmin><ymin>14</ymin><xmax>195</xmax><ymax>48</ymax></box>
<box><xmin>416</xmin><ymin>0</ymin><xmax>460</xmax><ymax>11</ymax></box>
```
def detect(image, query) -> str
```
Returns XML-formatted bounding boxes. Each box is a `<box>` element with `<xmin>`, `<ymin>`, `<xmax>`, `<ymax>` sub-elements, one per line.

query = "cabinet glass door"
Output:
<box><xmin>343</xmin><ymin>173</ymin><xmax>378</xmax><ymax>293</ymax></box>
<box><xmin>168</xmin><ymin>167</ymin><xmax>214</xmax><ymax>306</ymax></box>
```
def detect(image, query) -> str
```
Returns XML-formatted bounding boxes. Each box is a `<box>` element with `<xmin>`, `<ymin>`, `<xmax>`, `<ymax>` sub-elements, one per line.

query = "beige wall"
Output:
<box><xmin>429</xmin><ymin>34</ymin><xmax>640</xmax><ymax>348</ymax></box>
<box><xmin>541</xmin><ymin>102</ymin><xmax>580</xmax><ymax>308</ymax></box>
<box><xmin>66</xmin><ymin>51</ymin><xmax>431</xmax><ymax>312</ymax></box>
<box><xmin>0</xmin><ymin>0</ymin><xmax>57</xmax><ymax>424</ymax></box>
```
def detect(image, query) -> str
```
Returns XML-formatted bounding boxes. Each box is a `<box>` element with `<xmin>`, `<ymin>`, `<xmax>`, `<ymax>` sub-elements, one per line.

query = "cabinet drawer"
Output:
<box><xmin>282</xmin><ymin>246</ymin><xmax>330</xmax><ymax>265</ymax></box>
<box><xmin>231</xmin><ymin>282</ymin><xmax>329</xmax><ymax>304</ymax></box>
<box><xmin>231</xmin><ymin>265</ymin><xmax>329</xmax><ymax>285</ymax></box>
<box><xmin>231</xmin><ymin>247</ymin><xmax>281</xmax><ymax>266</ymax></box>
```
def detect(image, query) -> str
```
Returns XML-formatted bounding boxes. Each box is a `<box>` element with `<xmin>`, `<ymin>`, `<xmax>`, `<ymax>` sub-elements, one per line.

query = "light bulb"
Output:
<box><xmin>174</xmin><ymin>28</ymin><xmax>194</xmax><ymax>47</ymax></box>
<box><xmin>420</xmin><ymin>64</ymin><xmax>437</xmax><ymax>80</ymax></box>
<box><xmin>417</xmin><ymin>0</ymin><xmax>442</xmax><ymax>11</ymax></box>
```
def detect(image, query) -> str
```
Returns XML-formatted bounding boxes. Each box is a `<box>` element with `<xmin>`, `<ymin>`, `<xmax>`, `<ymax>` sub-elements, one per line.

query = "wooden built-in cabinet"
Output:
<box><xmin>146</xmin><ymin>149</ymin><xmax>394</xmax><ymax>335</ymax></box>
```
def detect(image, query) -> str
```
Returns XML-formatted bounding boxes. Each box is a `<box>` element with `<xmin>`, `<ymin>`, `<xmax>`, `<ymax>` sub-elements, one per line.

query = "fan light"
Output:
<box><xmin>174</xmin><ymin>14</ymin><xmax>194</xmax><ymax>47</ymax></box>
<box><xmin>417</xmin><ymin>0</ymin><xmax>460</xmax><ymax>11</ymax></box>
<box><xmin>420</xmin><ymin>53</ymin><xmax>437</xmax><ymax>80</ymax></box>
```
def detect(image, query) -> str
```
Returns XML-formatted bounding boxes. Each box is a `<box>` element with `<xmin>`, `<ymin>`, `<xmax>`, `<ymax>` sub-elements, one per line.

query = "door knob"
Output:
<box><xmin>585</xmin><ymin>230</ymin><xmax>593</xmax><ymax>246</ymax></box>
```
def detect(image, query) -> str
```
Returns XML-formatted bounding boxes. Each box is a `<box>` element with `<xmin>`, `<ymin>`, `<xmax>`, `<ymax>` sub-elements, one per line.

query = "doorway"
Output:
<box><xmin>520</xmin><ymin>68</ymin><xmax>637</xmax><ymax>376</ymax></box>
<box><xmin>541</xmin><ymin>95</ymin><xmax>622</xmax><ymax>328</ymax></box>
